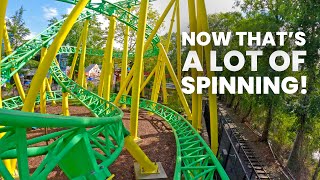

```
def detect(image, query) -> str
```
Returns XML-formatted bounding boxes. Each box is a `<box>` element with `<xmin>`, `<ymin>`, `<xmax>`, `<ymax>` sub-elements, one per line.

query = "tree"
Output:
<box><xmin>313</xmin><ymin>154</ymin><xmax>320</xmax><ymax>180</ymax></box>
<box><xmin>235</xmin><ymin>0</ymin><xmax>291</xmax><ymax>142</ymax></box>
<box><xmin>59</xmin><ymin>14</ymin><xmax>107</xmax><ymax>70</ymax></box>
<box><xmin>48</xmin><ymin>17</ymin><xmax>58</xmax><ymax>27</ymax></box>
<box><xmin>231</xmin><ymin>0</ymin><xmax>320</xmax><ymax>177</ymax></box>
<box><xmin>6</xmin><ymin>6</ymin><xmax>30</xmax><ymax>49</ymax></box>
<box><xmin>160</xmin><ymin>32</ymin><xmax>190</xmax><ymax>75</ymax></box>
<box><xmin>114</xmin><ymin>6</ymin><xmax>162</xmax><ymax>52</ymax></box>
<box><xmin>284</xmin><ymin>0</ymin><xmax>320</xmax><ymax>178</ymax></box>
<box><xmin>205</xmin><ymin>0</ymin><xmax>320</xmax><ymax>178</ymax></box>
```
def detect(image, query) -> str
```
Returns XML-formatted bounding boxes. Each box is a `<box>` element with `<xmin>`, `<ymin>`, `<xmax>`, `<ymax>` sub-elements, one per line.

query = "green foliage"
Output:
<box><xmin>6</xmin><ymin>6</ymin><xmax>31</xmax><ymax>49</ymax></box>
<box><xmin>211</xmin><ymin>0</ymin><xmax>320</xmax><ymax>178</ymax></box>
<box><xmin>270</xmin><ymin>109</ymin><xmax>297</xmax><ymax>152</ymax></box>
<box><xmin>115</xmin><ymin>6</ymin><xmax>162</xmax><ymax>52</ymax></box>
<box><xmin>114</xmin><ymin>6</ymin><xmax>162</xmax><ymax>72</ymax></box>
<box><xmin>87</xmin><ymin>81</ymin><xmax>98</xmax><ymax>94</ymax></box>
<box><xmin>25</xmin><ymin>60</ymin><xmax>39</xmax><ymax>68</ymax></box>
<box><xmin>167</xmin><ymin>91</ymin><xmax>184</xmax><ymax>113</ymax></box>
<box><xmin>47</xmin><ymin>17</ymin><xmax>58</xmax><ymax>27</ymax></box>
<box><xmin>60</xmin><ymin>15</ymin><xmax>107</xmax><ymax>67</ymax></box>
<box><xmin>160</xmin><ymin>32</ymin><xmax>190</xmax><ymax>73</ymax></box>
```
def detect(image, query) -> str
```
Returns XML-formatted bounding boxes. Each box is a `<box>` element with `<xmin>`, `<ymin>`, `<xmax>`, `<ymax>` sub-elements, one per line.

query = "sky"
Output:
<box><xmin>5</xmin><ymin>0</ymin><xmax>238</xmax><ymax>39</ymax></box>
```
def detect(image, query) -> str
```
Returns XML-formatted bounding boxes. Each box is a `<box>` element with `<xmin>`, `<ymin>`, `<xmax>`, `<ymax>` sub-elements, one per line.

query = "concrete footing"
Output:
<box><xmin>134</xmin><ymin>162</ymin><xmax>167</xmax><ymax>180</ymax></box>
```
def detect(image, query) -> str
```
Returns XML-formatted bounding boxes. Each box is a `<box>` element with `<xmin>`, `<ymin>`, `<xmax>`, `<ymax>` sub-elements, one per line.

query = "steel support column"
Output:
<box><xmin>77</xmin><ymin>19</ymin><xmax>90</xmax><ymax>88</ymax></box>
<box><xmin>198</xmin><ymin>0</ymin><xmax>219</xmax><ymax>154</ymax></box>
<box><xmin>40</xmin><ymin>48</ymin><xmax>48</xmax><ymax>114</ymax></box>
<box><xmin>102</xmin><ymin>16</ymin><xmax>116</xmax><ymax>101</ymax></box>
<box><xmin>130</xmin><ymin>0</ymin><xmax>149</xmax><ymax>139</ymax></box>
<box><xmin>120</xmin><ymin>8</ymin><xmax>131</xmax><ymax>108</ymax></box>
<box><xmin>3</xmin><ymin>24</ymin><xmax>26</xmax><ymax>102</ymax></box>
<box><xmin>21</xmin><ymin>0</ymin><xmax>90</xmax><ymax>112</ymax></box>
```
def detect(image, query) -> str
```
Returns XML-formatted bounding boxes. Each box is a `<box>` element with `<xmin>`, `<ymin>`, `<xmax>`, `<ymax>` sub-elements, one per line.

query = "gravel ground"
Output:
<box><xmin>26</xmin><ymin>105</ymin><xmax>176</xmax><ymax>179</ymax></box>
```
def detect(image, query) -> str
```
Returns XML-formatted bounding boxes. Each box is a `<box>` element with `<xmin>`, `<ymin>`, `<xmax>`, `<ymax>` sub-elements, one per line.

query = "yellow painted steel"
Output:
<box><xmin>187</xmin><ymin>0</ymin><xmax>200</xmax><ymax>129</ymax></box>
<box><xmin>115</xmin><ymin>0</ymin><xmax>175</xmax><ymax>104</ymax></box>
<box><xmin>161</xmin><ymin>70</ymin><xmax>167</xmax><ymax>104</ymax></box>
<box><xmin>155</xmin><ymin>60</ymin><xmax>166</xmax><ymax>103</ymax></box>
<box><xmin>120</xmin><ymin>8</ymin><xmax>131</xmax><ymax>108</ymax></box>
<box><xmin>21</xmin><ymin>0</ymin><xmax>90</xmax><ymax>113</ymax></box>
<box><xmin>150</xmin><ymin>53</ymin><xmax>163</xmax><ymax>104</ymax></box>
<box><xmin>62</xmin><ymin>92</ymin><xmax>70</xmax><ymax>116</ymax></box>
<box><xmin>69</xmin><ymin>29</ymin><xmax>84</xmax><ymax>79</ymax></box>
<box><xmin>157</xmin><ymin>63</ymin><xmax>166</xmax><ymax>103</ymax></box>
<box><xmin>161</xmin><ymin>3</ymin><xmax>177</xmax><ymax>105</ymax></box>
<box><xmin>113</xmin><ymin>0</ymin><xmax>176</xmax><ymax>105</ymax></box>
<box><xmin>45</xmin><ymin>78</ymin><xmax>57</xmax><ymax>106</ymax></box>
<box><xmin>48</xmin><ymin>76</ymin><xmax>53</xmax><ymax>85</ymax></box>
<box><xmin>140</xmin><ymin>62</ymin><xmax>158</xmax><ymax>92</ymax></box>
<box><xmin>55</xmin><ymin>59</ymin><xmax>70</xmax><ymax>115</ymax></box>
<box><xmin>3</xmin><ymin>23</ymin><xmax>26</xmax><ymax>102</ymax></box>
<box><xmin>176</xmin><ymin>0</ymin><xmax>182</xmax><ymax>81</ymax></box>
<box><xmin>0</xmin><ymin>0</ymin><xmax>8</xmax><ymax>108</ymax></box>
<box><xmin>106</xmin><ymin>174</ymin><xmax>115</xmax><ymax>180</ymax></box>
<box><xmin>198</xmin><ymin>0</ymin><xmax>219</xmax><ymax>154</ymax></box>
<box><xmin>110</xmin><ymin>60</ymin><xmax>115</xmax><ymax>92</ymax></box>
<box><xmin>196</xmin><ymin>1</ymin><xmax>204</xmax><ymax>130</ymax></box>
<box><xmin>0</xmin><ymin>0</ymin><xmax>15</xmax><ymax>176</ymax></box>
<box><xmin>158</xmin><ymin>44</ymin><xmax>192</xmax><ymax>119</ymax></box>
<box><xmin>125</xmin><ymin>78</ymin><xmax>133</xmax><ymax>95</ymax></box>
<box><xmin>40</xmin><ymin>48</ymin><xmax>48</xmax><ymax>114</ymax></box>
<box><xmin>129</xmin><ymin>0</ymin><xmax>149</xmax><ymax>140</ymax></box>
<box><xmin>98</xmin><ymin>59</ymin><xmax>105</xmax><ymax>96</ymax></box>
<box><xmin>144</xmin><ymin>0</ymin><xmax>176</xmax><ymax>51</ymax></box>
<box><xmin>77</xmin><ymin>20</ymin><xmax>90</xmax><ymax>87</ymax></box>
<box><xmin>141</xmin><ymin>64</ymin><xmax>145</xmax><ymax>97</ymax></box>
<box><xmin>101</xmin><ymin>16</ymin><xmax>116</xmax><ymax>101</ymax></box>
<box><xmin>113</xmin><ymin>66</ymin><xmax>134</xmax><ymax>105</ymax></box>
<box><xmin>150</xmin><ymin>57</ymin><xmax>159</xmax><ymax>102</ymax></box>
<box><xmin>124</xmin><ymin>136</ymin><xmax>158</xmax><ymax>173</ymax></box>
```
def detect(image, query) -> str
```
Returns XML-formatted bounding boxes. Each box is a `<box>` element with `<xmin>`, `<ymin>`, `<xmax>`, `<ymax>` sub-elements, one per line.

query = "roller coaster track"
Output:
<box><xmin>1</xmin><ymin>46</ymin><xmax>229</xmax><ymax>179</ymax></box>
<box><xmin>0</xmin><ymin>0</ymin><xmax>229</xmax><ymax>179</ymax></box>
<box><xmin>58</xmin><ymin>45</ymin><xmax>157</xmax><ymax>59</ymax></box>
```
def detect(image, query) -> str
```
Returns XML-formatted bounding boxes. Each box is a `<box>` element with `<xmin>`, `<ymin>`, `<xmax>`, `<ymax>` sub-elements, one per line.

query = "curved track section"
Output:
<box><xmin>0</xmin><ymin>0</ymin><xmax>228</xmax><ymax>179</ymax></box>
<box><xmin>1</xmin><ymin>49</ymin><xmax>127</xmax><ymax>179</ymax></box>
<box><xmin>0</xmin><ymin>12</ymin><xmax>92</xmax><ymax>84</ymax></box>
<box><xmin>57</xmin><ymin>0</ymin><xmax>160</xmax><ymax>55</ymax></box>
<box><xmin>113</xmin><ymin>94</ymin><xmax>228</xmax><ymax>179</ymax></box>
<box><xmin>1</xmin><ymin>48</ymin><xmax>228</xmax><ymax>180</ymax></box>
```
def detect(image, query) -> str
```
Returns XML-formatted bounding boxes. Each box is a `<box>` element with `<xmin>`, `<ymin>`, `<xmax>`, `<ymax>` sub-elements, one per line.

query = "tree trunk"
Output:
<box><xmin>287</xmin><ymin>127</ymin><xmax>305</xmax><ymax>179</ymax></box>
<box><xmin>312</xmin><ymin>157</ymin><xmax>320</xmax><ymax>180</ymax></box>
<box><xmin>227</xmin><ymin>95</ymin><xmax>235</xmax><ymax>108</ymax></box>
<box><xmin>234</xmin><ymin>98</ymin><xmax>240</xmax><ymax>112</ymax></box>
<box><xmin>241</xmin><ymin>103</ymin><xmax>252</xmax><ymax>123</ymax></box>
<box><xmin>260</xmin><ymin>103</ymin><xmax>273</xmax><ymax>142</ymax></box>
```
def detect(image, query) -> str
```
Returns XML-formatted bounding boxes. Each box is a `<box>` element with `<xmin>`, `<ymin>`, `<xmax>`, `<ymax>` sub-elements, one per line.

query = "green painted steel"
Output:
<box><xmin>0</xmin><ymin>58</ymin><xmax>128</xmax><ymax>179</ymax></box>
<box><xmin>1</xmin><ymin>49</ymin><xmax>229</xmax><ymax>179</ymax></box>
<box><xmin>111</xmin><ymin>93</ymin><xmax>229</xmax><ymax>179</ymax></box>
<box><xmin>1</xmin><ymin>1</ymin><xmax>160</xmax><ymax>85</ymax></box>
<box><xmin>0</xmin><ymin>12</ymin><xmax>93</xmax><ymax>85</ymax></box>
<box><xmin>0</xmin><ymin>0</ymin><xmax>229</xmax><ymax>179</ymax></box>
<box><xmin>1</xmin><ymin>57</ymin><xmax>229</xmax><ymax>179</ymax></box>
<box><xmin>58</xmin><ymin>46</ymin><xmax>158</xmax><ymax>59</ymax></box>
<box><xmin>113</xmin><ymin>0</ymin><xmax>158</xmax><ymax>9</ymax></box>
<box><xmin>2</xmin><ymin>90</ymin><xmax>64</xmax><ymax>110</ymax></box>
<box><xmin>56</xmin><ymin>0</ymin><xmax>160</xmax><ymax>53</ymax></box>
<box><xmin>1</xmin><ymin>44</ymin><xmax>229</xmax><ymax>179</ymax></box>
